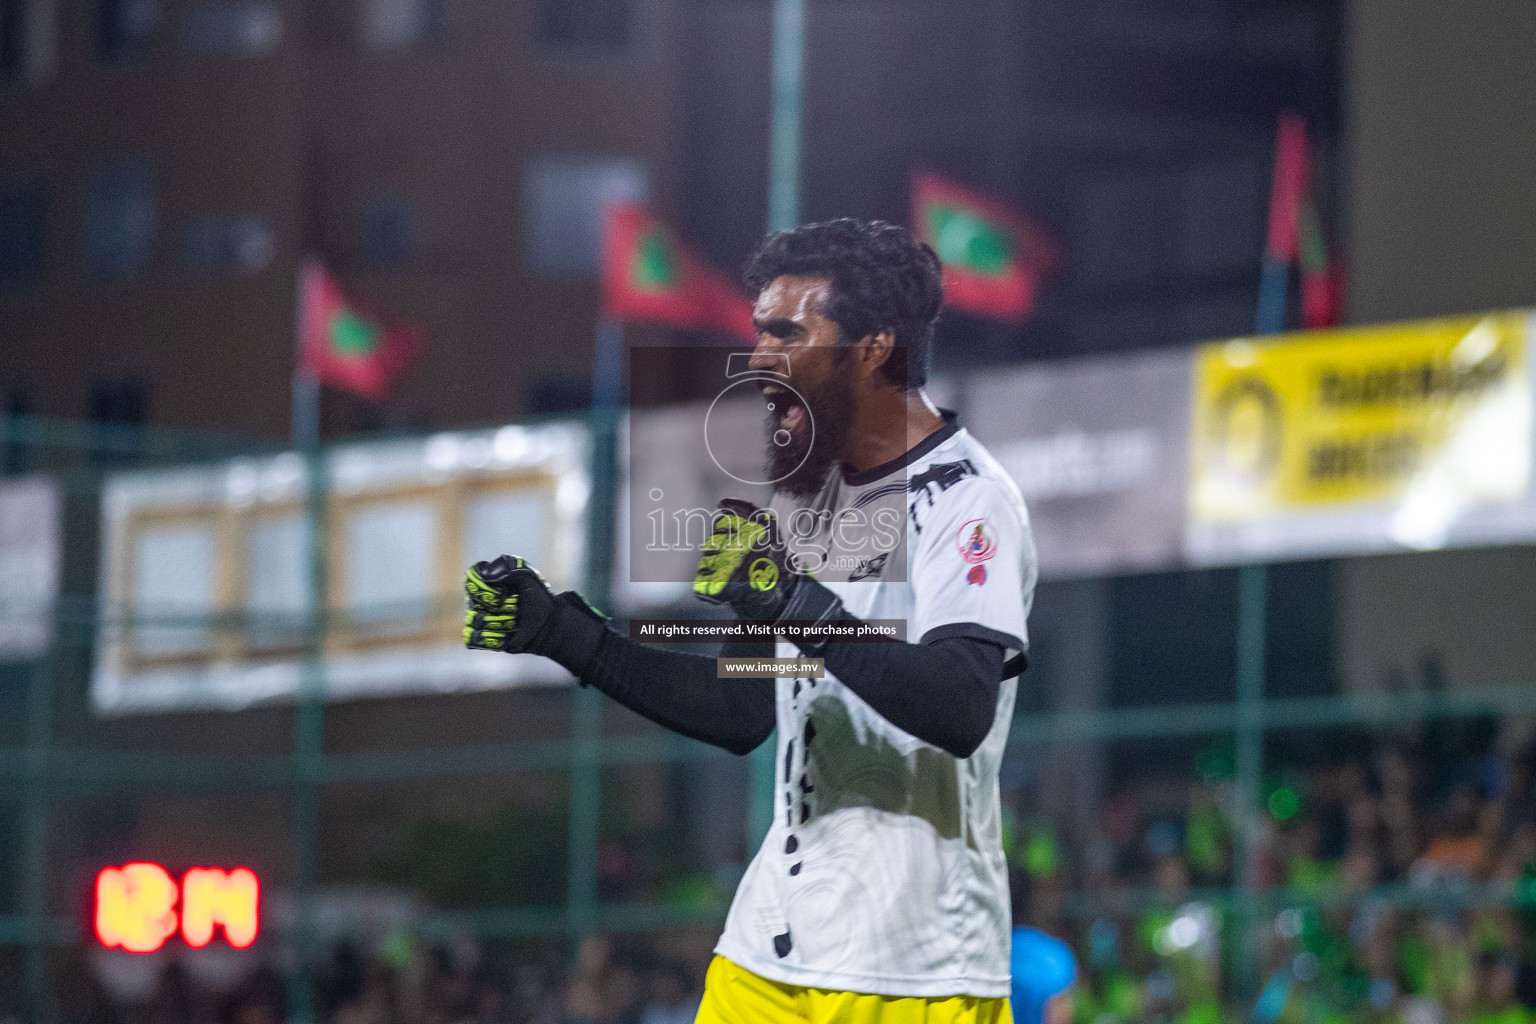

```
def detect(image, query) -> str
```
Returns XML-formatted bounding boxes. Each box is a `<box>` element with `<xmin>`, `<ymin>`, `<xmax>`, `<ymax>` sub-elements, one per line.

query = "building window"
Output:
<box><xmin>88</xmin><ymin>375</ymin><xmax>147</xmax><ymax>426</ymax></box>
<box><xmin>97</xmin><ymin>0</ymin><xmax>159</xmax><ymax>62</ymax></box>
<box><xmin>84</xmin><ymin>159</ymin><xmax>156</xmax><ymax>284</ymax></box>
<box><xmin>342</xmin><ymin>499</ymin><xmax>438</xmax><ymax>635</ymax></box>
<box><xmin>245</xmin><ymin>511</ymin><xmax>310</xmax><ymax>651</ymax></box>
<box><xmin>180</xmin><ymin>213</ymin><xmax>273</xmax><ymax>275</ymax></box>
<box><xmin>1</xmin><ymin>0</ymin><xmax>57</xmax><ymax>87</ymax></box>
<box><xmin>0</xmin><ymin>178</ymin><xmax>46</xmax><ymax>293</ymax></box>
<box><xmin>181</xmin><ymin>0</ymin><xmax>280</xmax><ymax>56</ymax></box>
<box><xmin>359</xmin><ymin>0</ymin><xmax>440</xmax><ymax>50</ymax></box>
<box><xmin>357</xmin><ymin>193</ymin><xmax>417</xmax><ymax>266</ymax></box>
<box><xmin>536</xmin><ymin>0</ymin><xmax>630</xmax><ymax>52</ymax></box>
<box><xmin>130</xmin><ymin>520</ymin><xmax>214</xmax><ymax>657</ymax></box>
<box><xmin>522</xmin><ymin>156</ymin><xmax>647</xmax><ymax>278</ymax></box>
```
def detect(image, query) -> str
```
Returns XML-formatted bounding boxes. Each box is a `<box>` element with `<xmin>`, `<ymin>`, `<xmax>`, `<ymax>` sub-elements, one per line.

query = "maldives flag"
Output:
<box><xmin>1264</xmin><ymin>113</ymin><xmax>1310</xmax><ymax>266</ymax></box>
<box><xmin>601</xmin><ymin>203</ymin><xmax>755</xmax><ymax>342</ymax></box>
<box><xmin>912</xmin><ymin>173</ymin><xmax>1058</xmax><ymax>324</ymax></box>
<box><xmin>1299</xmin><ymin>202</ymin><xmax>1344</xmax><ymax>329</ymax></box>
<box><xmin>1263</xmin><ymin>113</ymin><xmax>1345</xmax><ymax>330</ymax></box>
<box><xmin>297</xmin><ymin>261</ymin><xmax>421</xmax><ymax>401</ymax></box>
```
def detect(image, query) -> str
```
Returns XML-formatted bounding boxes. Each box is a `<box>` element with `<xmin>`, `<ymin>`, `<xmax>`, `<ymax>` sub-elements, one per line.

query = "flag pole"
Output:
<box><xmin>289</xmin><ymin>258</ymin><xmax>326</xmax><ymax>1024</ymax></box>
<box><xmin>292</xmin><ymin>260</ymin><xmax>322</xmax><ymax>450</ymax></box>
<box><xmin>567</xmin><ymin>315</ymin><xmax>623</xmax><ymax>937</ymax></box>
<box><xmin>767</xmin><ymin>0</ymin><xmax>805</xmax><ymax>237</ymax></box>
<box><xmin>1233</xmin><ymin>112</ymin><xmax>1303</xmax><ymax>1009</ymax></box>
<box><xmin>1256</xmin><ymin>112</ymin><xmax>1307</xmax><ymax>338</ymax></box>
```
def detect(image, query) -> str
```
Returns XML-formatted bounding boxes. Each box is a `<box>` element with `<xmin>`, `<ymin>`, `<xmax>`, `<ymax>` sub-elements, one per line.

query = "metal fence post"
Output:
<box><xmin>567</xmin><ymin>687</ymin><xmax>603</xmax><ymax>935</ymax></box>
<box><xmin>568</xmin><ymin>319</ymin><xmax>624</xmax><ymax>934</ymax></box>
<box><xmin>1231</xmin><ymin>563</ymin><xmax>1268</xmax><ymax>1003</ymax></box>
<box><xmin>21</xmin><ymin>654</ymin><xmax>52</xmax><ymax>1024</ymax></box>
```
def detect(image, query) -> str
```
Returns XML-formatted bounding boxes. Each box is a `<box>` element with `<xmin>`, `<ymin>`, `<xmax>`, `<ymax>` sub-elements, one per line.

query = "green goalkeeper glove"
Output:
<box><xmin>464</xmin><ymin>555</ymin><xmax>607</xmax><ymax>674</ymax></box>
<box><xmin>692</xmin><ymin>500</ymin><xmax>844</xmax><ymax>639</ymax></box>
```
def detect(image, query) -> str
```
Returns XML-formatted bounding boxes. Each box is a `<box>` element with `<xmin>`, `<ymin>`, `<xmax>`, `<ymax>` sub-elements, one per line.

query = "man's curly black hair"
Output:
<box><xmin>744</xmin><ymin>218</ymin><xmax>944</xmax><ymax>389</ymax></box>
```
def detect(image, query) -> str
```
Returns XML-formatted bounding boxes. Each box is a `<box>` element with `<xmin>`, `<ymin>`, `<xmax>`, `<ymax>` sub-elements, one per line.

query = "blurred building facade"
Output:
<box><xmin>1</xmin><ymin>0</ymin><xmax>1352</xmax><ymax>439</ymax></box>
<box><xmin>1345</xmin><ymin>0</ymin><xmax>1536</xmax><ymax>323</ymax></box>
<box><xmin>1</xmin><ymin>0</ymin><xmax>682</xmax><ymax>436</ymax></box>
<box><xmin>10</xmin><ymin>0</ymin><xmax>1536</xmax><ymax>430</ymax></box>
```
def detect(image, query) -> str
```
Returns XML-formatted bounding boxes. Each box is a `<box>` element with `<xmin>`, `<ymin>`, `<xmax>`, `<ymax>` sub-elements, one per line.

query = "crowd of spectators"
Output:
<box><xmin>44</xmin><ymin>934</ymin><xmax>704</xmax><ymax>1024</ymax></box>
<box><xmin>1008</xmin><ymin>727</ymin><xmax>1536</xmax><ymax>1024</ymax></box>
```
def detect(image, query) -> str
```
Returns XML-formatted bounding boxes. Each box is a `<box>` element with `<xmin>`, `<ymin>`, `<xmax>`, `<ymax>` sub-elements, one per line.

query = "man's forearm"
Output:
<box><xmin>822</xmin><ymin>636</ymin><xmax>1003</xmax><ymax>758</ymax></box>
<box><xmin>579</xmin><ymin>634</ymin><xmax>777</xmax><ymax>755</ymax></box>
<box><xmin>765</xmin><ymin>576</ymin><xmax>1007</xmax><ymax>758</ymax></box>
<box><xmin>570</xmin><ymin>608</ymin><xmax>1001</xmax><ymax>758</ymax></box>
<box><xmin>466</xmin><ymin>546</ymin><xmax>1003</xmax><ymax>760</ymax></box>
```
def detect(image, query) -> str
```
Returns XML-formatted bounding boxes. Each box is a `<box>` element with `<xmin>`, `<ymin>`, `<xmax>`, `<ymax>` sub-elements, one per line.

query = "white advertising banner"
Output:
<box><xmin>0</xmin><ymin>475</ymin><xmax>61</xmax><ymax>661</ymax></box>
<box><xmin>93</xmin><ymin>422</ymin><xmax>589</xmax><ymax>714</ymax></box>
<box><xmin>965</xmin><ymin>350</ymin><xmax>1193</xmax><ymax>579</ymax></box>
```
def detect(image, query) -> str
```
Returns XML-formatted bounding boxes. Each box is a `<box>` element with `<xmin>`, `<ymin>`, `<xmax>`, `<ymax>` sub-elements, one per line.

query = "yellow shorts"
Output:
<box><xmin>695</xmin><ymin>955</ymin><xmax>1014</xmax><ymax>1024</ymax></box>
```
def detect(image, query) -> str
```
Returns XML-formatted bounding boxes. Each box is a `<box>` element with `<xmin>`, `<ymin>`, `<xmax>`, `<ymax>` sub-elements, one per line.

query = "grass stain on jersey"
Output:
<box><xmin>802</xmin><ymin>695</ymin><xmax>963</xmax><ymax>841</ymax></box>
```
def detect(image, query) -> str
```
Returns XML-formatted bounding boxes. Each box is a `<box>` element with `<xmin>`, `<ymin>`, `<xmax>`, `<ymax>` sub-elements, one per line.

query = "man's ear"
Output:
<box><xmin>854</xmin><ymin>327</ymin><xmax>897</xmax><ymax>383</ymax></box>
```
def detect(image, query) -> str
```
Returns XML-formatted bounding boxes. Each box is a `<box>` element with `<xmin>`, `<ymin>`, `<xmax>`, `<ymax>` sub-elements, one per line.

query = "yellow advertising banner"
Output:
<box><xmin>1190</xmin><ymin>313</ymin><xmax>1532</xmax><ymax>532</ymax></box>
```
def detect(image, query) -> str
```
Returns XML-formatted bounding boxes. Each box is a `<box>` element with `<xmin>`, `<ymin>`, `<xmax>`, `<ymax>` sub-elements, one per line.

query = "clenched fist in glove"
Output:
<box><xmin>692</xmin><ymin>499</ymin><xmax>845</xmax><ymax>646</ymax></box>
<box><xmin>463</xmin><ymin>555</ymin><xmax>608</xmax><ymax>674</ymax></box>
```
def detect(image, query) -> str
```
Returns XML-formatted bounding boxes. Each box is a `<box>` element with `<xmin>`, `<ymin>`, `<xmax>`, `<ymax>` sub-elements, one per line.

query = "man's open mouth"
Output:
<box><xmin>761</xmin><ymin>383</ymin><xmax>807</xmax><ymax>434</ymax></box>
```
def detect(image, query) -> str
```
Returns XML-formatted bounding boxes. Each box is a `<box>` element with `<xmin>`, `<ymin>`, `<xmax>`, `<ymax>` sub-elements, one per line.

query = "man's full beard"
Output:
<box><xmin>767</xmin><ymin>350</ymin><xmax>855</xmax><ymax>498</ymax></box>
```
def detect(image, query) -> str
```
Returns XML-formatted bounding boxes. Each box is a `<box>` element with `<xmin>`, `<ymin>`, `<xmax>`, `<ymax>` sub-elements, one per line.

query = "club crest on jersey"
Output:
<box><xmin>967</xmin><ymin>564</ymin><xmax>987</xmax><ymax>585</ymax></box>
<box><xmin>957</xmin><ymin>519</ymin><xmax>997</xmax><ymax>564</ymax></box>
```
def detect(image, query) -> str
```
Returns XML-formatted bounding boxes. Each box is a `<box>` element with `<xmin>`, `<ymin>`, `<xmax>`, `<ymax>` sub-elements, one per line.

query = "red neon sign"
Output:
<box><xmin>180</xmin><ymin>867</ymin><xmax>259</xmax><ymax>948</ymax></box>
<box><xmin>94</xmin><ymin>864</ymin><xmax>260</xmax><ymax>953</ymax></box>
<box><xmin>95</xmin><ymin>863</ymin><xmax>179</xmax><ymax>953</ymax></box>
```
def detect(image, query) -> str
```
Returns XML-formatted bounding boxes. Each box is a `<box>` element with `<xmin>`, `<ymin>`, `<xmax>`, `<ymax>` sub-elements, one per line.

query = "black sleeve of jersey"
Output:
<box><xmin>822</xmin><ymin>634</ymin><xmax>1004</xmax><ymax>759</ymax></box>
<box><xmin>579</xmin><ymin>633</ymin><xmax>776</xmax><ymax>755</ymax></box>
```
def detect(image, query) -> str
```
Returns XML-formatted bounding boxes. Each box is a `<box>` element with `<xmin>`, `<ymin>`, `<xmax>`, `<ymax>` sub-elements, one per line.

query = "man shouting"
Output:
<box><xmin>465</xmin><ymin>218</ymin><xmax>1036</xmax><ymax>1024</ymax></box>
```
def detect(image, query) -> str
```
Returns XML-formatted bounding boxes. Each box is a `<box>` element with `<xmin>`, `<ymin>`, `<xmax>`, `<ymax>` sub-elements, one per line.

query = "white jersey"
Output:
<box><xmin>715</xmin><ymin>415</ymin><xmax>1037</xmax><ymax>998</ymax></box>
